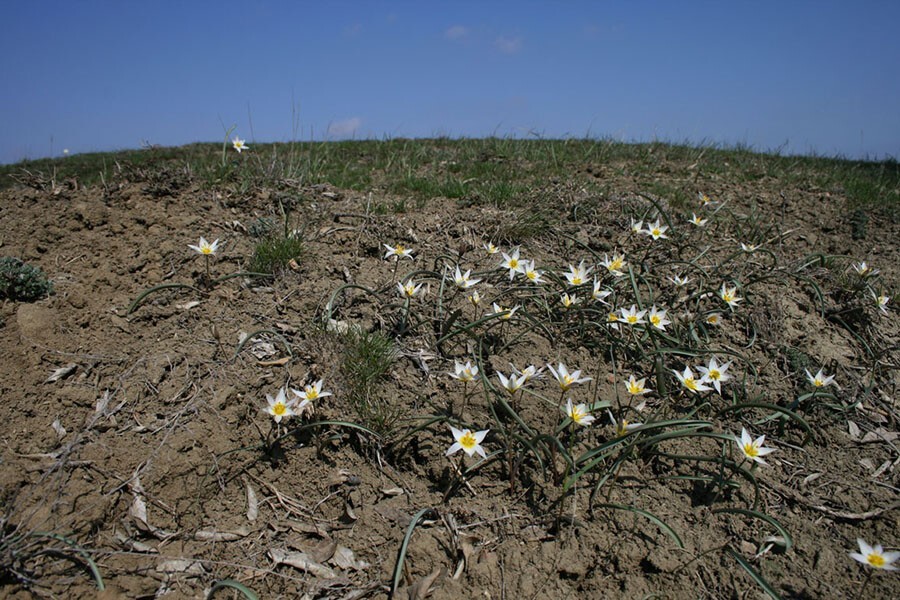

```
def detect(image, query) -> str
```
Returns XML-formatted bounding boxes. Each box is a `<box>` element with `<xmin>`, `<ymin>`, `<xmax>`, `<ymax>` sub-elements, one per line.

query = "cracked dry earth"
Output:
<box><xmin>0</xmin><ymin>164</ymin><xmax>898</xmax><ymax>599</ymax></box>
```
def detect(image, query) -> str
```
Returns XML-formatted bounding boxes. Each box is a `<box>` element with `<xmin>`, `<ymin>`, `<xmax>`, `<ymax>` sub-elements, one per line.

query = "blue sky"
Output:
<box><xmin>2</xmin><ymin>1</ymin><xmax>898</xmax><ymax>164</ymax></box>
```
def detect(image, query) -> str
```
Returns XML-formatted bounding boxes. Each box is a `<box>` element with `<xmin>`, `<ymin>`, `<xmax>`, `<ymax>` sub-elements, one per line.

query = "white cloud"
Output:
<box><xmin>494</xmin><ymin>36</ymin><xmax>523</xmax><ymax>55</ymax></box>
<box><xmin>445</xmin><ymin>25</ymin><xmax>469</xmax><ymax>41</ymax></box>
<box><xmin>327</xmin><ymin>117</ymin><xmax>362</xmax><ymax>138</ymax></box>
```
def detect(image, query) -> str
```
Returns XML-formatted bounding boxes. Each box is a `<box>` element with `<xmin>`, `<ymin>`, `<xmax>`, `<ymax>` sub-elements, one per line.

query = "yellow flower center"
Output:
<box><xmin>651</xmin><ymin>315</ymin><xmax>661</xmax><ymax>326</ymax></box>
<box><xmin>742</xmin><ymin>442</ymin><xmax>759</xmax><ymax>458</ymax></box>
<box><xmin>628</xmin><ymin>382</ymin><xmax>642</xmax><ymax>394</ymax></box>
<box><xmin>684</xmin><ymin>377</ymin><xmax>699</xmax><ymax>391</ymax></box>
<box><xmin>570</xmin><ymin>407</ymin><xmax>585</xmax><ymax>422</ymax></box>
<box><xmin>273</xmin><ymin>403</ymin><xmax>287</xmax><ymax>416</ymax></box>
<box><xmin>306</xmin><ymin>389</ymin><xmax>319</xmax><ymax>400</ymax></box>
<box><xmin>459</xmin><ymin>431</ymin><xmax>477</xmax><ymax>451</ymax></box>
<box><xmin>627</xmin><ymin>315</ymin><xmax>638</xmax><ymax>324</ymax></box>
<box><xmin>707</xmin><ymin>315</ymin><xmax>719</xmax><ymax>324</ymax></box>
<box><xmin>507</xmin><ymin>259</ymin><xmax>518</xmax><ymax>269</ymax></box>
<box><xmin>709</xmin><ymin>369</ymin><xmax>720</xmax><ymax>380</ymax></box>
<box><xmin>527</xmin><ymin>271</ymin><xmax>537</xmax><ymax>280</ymax></box>
<box><xmin>813</xmin><ymin>379</ymin><xmax>824</xmax><ymax>387</ymax></box>
<box><xmin>868</xmin><ymin>553</ymin><xmax>886</xmax><ymax>568</ymax></box>
<box><xmin>608</xmin><ymin>313</ymin><xmax>618</xmax><ymax>322</ymax></box>
<box><xmin>610</xmin><ymin>259</ymin><xmax>623</xmax><ymax>270</ymax></box>
<box><xmin>396</xmin><ymin>245</ymin><xmax>405</xmax><ymax>254</ymax></box>
<box><xmin>617</xmin><ymin>420</ymin><xmax>629</xmax><ymax>436</ymax></box>
<box><xmin>652</xmin><ymin>228</ymin><xmax>661</xmax><ymax>236</ymax></box>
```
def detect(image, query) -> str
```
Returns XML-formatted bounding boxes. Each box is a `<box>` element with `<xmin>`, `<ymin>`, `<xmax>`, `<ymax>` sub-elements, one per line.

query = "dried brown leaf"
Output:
<box><xmin>45</xmin><ymin>363</ymin><xmax>77</xmax><ymax>383</ymax></box>
<box><xmin>405</xmin><ymin>567</ymin><xmax>442</xmax><ymax>600</ymax></box>
<box><xmin>330</xmin><ymin>546</ymin><xmax>371</xmax><ymax>571</ymax></box>
<box><xmin>245</xmin><ymin>478</ymin><xmax>259</xmax><ymax>522</ymax></box>
<box><xmin>269</xmin><ymin>548</ymin><xmax>338</xmax><ymax>579</ymax></box>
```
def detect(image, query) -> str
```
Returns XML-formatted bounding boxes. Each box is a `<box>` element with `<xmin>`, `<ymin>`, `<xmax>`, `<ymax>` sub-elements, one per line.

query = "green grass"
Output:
<box><xmin>0</xmin><ymin>257</ymin><xmax>53</xmax><ymax>301</ymax></box>
<box><xmin>3</xmin><ymin>138</ymin><xmax>896</xmax><ymax>217</ymax></box>
<box><xmin>248</xmin><ymin>233</ymin><xmax>304</xmax><ymax>276</ymax></box>
<box><xmin>341</xmin><ymin>329</ymin><xmax>399</xmax><ymax>437</ymax></box>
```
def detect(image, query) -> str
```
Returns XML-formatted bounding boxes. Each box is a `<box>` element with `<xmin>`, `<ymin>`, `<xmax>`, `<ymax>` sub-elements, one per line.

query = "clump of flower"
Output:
<box><xmin>601</xmin><ymin>252</ymin><xmax>627</xmax><ymax>277</ymax></box>
<box><xmin>673</xmin><ymin>366</ymin><xmax>711</xmax><ymax>394</ymax></box>
<box><xmin>609</xmin><ymin>410</ymin><xmax>641</xmax><ymax>437</ymax></box>
<box><xmin>719</xmin><ymin>283</ymin><xmax>742</xmax><ymax>310</ymax></box>
<box><xmin>606</xmin><ymin>310</ymin><xmax>620</xmax><ymax>329</ymax></box>
<box><xmin>452</xmin><ymin>266</ymin><xmax>481</xmax><ymax>290</ymax></box>
<box><xmin>734</xmin><ymin>428</ymin><xmax>774</xmax><ymax>465</ymax></box>
<box><xmin>446</xmin><ymin>426</ymin><xmax>489</xmax><ymax>458</ymax></box>
<box><xmin>849</xmin><ymin>539</ymin><xmax>899</xmax><ymax>571</ymax></box>
<box><xmin>625</xmin><ymin>375</ymin><xmax>651</xmax><ymax>396</ymax></box>
<box><xmin>497</xmin><ymin>371</ymin><xmax>526</xmax><ymax>395</ymax></box>
<box><xmin>500</xmin><ymin>247</ymin><xmax>523</xmax><ymax>280</ymax></box>
<box><xmin>512</xmin><ymin>364</ymin><xmax>543</xmax><ymax>382</ymax></box>
<box><xmin>564</xmin><ymin>260</ymin><xmax>592</xmax><ymax>286</ymax></box>
<box><xmin>697</xmin><ymin>357</ymin><xmax>731</xmax><ymax>394</ymax></box>
<box><xmin>670</xmin><ymin>274</ymin><xmax>692</xmax><ymax>287</ymax></box>
<box><xmin>232</xmin><ymin>136</ymin><xmax>249</xmax><ymax>153</ymax></box>
<box><xmin>740</xmin><ymin>242</ymin><xmax>760</xmax><ymax>253</ymax></box>
<box><xmin>450</xmin><ymin>360</ymin><xmax>479</xmax><ymax>383</ymax></box>
<box><xmin>189</xmin><ymin>237</ymin><xmax>220</xmax><ymax>256</ymax></box>
<box><xmin>383</xmin><ymin>243</ymin><xmax>414</xmax><ymax>260</ymax></box>
<box><xmin>592</xmin><ymin>278</ymin><xmax>612</xmax><ymax>303</ymax></box>
<box><xmin>645</xmin><ymin>219</ymin><xmax>669</xmax><ymax>240</ymax></box>
<box><xmin>483</xmin><ymin>242</ymin><xmax>500</xmax><ymax>255</ymax></box>
<box><xmin>521</xmin><ymin>260</ymin><xmax>544</xmax><ymax>284</ymax></box>
<box><xmin>292</xmin><ymin>379</ymin><xmax>332</xmax><ymax>404</ymax></box>
<box><xmin>805</xmin><ymin>368</ymin><xmax>836</xmax><ymax>388</ymax></box>
<box><xmin>873</xmin><ymin>292</ymin><xmax>890</xmax><ymax>315</ymax></box>
<box><xmin>630</xmin><ymin>218</ymin><xmax>644</xmax><ymax>234</ymax></box>
<box><xmin>548</xmin><ymin>363</ymin><xmax>591</xmax><ymax>392</ymax></box>
<box><xmin>266</xmin><ymin>388</ymin><xmax>304</xmax><ymax>423</ymax></box>
<box><xmin>560</xmin><ymin>292</ymin><xmax>578</xmax><ymax>309</ymax></box>
<box><xmin>648</xmin><ymin>306</ymin><xmax>670</xmax><ymax>330</ymax></box>
<box><xmin>397</xmin><ymin>279</ymin><xmax>425</xmax><ymax>298</ymax></box>
<box><xmin>565</xmin><ymin>399</ymin><xmax>595</xmax><ymax>427</ymax></box>
<box><xmin>689</xmin><ymin>213</ymin><xmax>708</xmax><ymax>227</ymax></box>
<box><xmin>620</xmin><ymin>305</ymin><xmax>647</xmax><ymax>326</ymax></box>
<box><xmin>851</xmin><ymin>261</ymin><xmax>878</xmax><ymax>278</ymax></box>
<box><xmin>189</xmin><ymin>236</ymin><xmax>220</xmax><ymax>282</ymax></box>
<box><xmin>705</xmin><ymin>312</ymin><xmax>722</xmax><ymax>326</ymax></box>
<box><xmin>491</xmin><ymin>303</ymin><xmax>519</xmax><ymax>320</ymax></box>
<box><xmin>698</xmin><ymin>192</ymin><xmax>716</xmax><ymax>207</ymax></box>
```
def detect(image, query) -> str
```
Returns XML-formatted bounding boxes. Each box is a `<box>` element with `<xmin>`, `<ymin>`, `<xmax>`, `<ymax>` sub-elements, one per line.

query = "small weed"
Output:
<box><xmin>0</xmin><ymin>257</ymin><xmax>53</xmax><ymax>301</ymax></box>
<box><xmin>497</xmin><ymin>208</ymin><xmax>555</xmax><ymax>243</ymax></box>
<box><xmin>248</xmin><ymin>233</ymin><xmax>304</xmax><ymax>276</ymax></box>
<box><xmin>248</xmin><ymin>217</ymin><xmax>278</xmax><ymax>239</ymax></box>
<box><xmin>341</xmin><ymin>329</ymin><xmax>400</xmax><ymax>436</ymax></box>
<box><xmin>848</xmin><ymin>208</ymin><xmax>868</xmax><ymax>240</ymax></box>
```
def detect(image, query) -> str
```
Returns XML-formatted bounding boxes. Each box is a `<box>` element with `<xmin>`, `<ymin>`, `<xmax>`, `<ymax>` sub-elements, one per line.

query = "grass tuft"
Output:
<box><xmin>341</xmin><ymin>329</ymin><xmax>400</xmax><ymax>436</ymax></box>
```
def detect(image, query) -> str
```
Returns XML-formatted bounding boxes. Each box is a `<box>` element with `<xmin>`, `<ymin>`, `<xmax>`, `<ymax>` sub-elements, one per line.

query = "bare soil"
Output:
<box><xmin>0</xmin><ymin>157</ymin><xmax>898</xmax><ymax>599</ymax></box>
